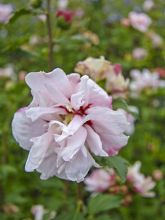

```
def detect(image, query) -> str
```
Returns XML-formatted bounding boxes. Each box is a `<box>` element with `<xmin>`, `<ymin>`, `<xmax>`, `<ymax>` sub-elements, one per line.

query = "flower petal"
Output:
<box><xmin>100</xmin><ymin>133</ymin><xmax>129</xmax><ymax>155</ymax></box>
<box><xmin>25</xmin><ymin>132</ymin><xmax>53</xmax><ymax>172</ymax></box>
<box><xmin>65</xmin><ymin>147</ymin><xmax>98</xmax><ymax>182</ymax></box>
<box><xmin>59</xmin><ymin>126</ymin><xmax>87</xmax><ymax>161</ymax></box>
<box><xmin>25</xmin><ymin>68</ymin><xmax>71</xmax><ymax>106</ymax></box>
<box><xmin>25</xmin><ymin>106</ymin><xmax>66</xmax><ymax>122</ymax></box>
<box><xmin>12</xmin><ymin>108</ymin><xmax>47</xmax><ymax>150</ymax></box>
<box><xmin>87</xmin><ymin>106</ymin><xmax>129</xmax><ymax>135</ymax></box>
<box><xmin>55</xmin><ymin>115</ymin><xmax>84</xmax><ymax>142</ymax></box>
<box><xmin>85</xmin><ymin>125</ymin><xmax>108</xmax><ymax>156</ymax></box>
<box><xmin>71</xmin><ymin>75</ymin><xmax>112</xmax><ymax>109</ymax></box>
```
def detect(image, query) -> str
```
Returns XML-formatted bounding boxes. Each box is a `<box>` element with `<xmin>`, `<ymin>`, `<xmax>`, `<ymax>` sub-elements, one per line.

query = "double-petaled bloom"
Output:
<box><xmin>75</xmin><ymin>56</ymin><xmax>111</xmax><ymax>81</ymax></box>
<box><xmin>105</xmin><ymin>63</ymin><xmax>129</xmax><ymax>97</ymax></box>
<box><xmin>75</xmin><ymin>57</ymin><xmax>129</xmax><ymax>97</ymax></box>
<box><xmin>12</xmin><ymin>68</ymin><xmax>129</xmax><ymax>182</ymax></box>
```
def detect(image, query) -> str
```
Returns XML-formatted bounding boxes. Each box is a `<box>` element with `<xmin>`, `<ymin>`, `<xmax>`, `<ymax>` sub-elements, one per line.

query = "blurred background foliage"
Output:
<box><xmin>0</xmin><ymin>0</ymin><xmax>165</xmax><ymax>219</ymax></box>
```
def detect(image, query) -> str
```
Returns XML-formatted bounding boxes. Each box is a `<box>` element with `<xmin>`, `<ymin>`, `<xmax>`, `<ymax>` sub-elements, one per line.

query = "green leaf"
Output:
<box><xmin>96</xmin><ymin>214</ymin><xmax>111</xmax><ymax>220</ymax></box>
<box><xmin>106</xmin><ymin>156</ymin><xmax>129</xmax><ymax>183</ymax></box>
<box><xmin>112</xmin><ymin>98</ymin><xmax>128</xmax><ymax>111</ymax></box>
<box><xmin>88</xmin><ymin>194</ymin><xmax>121</xmax><ymax>215</ymax></box>
<box><xmin>9</xmin><ymin>9</ymin><xmax>33</xmax><ymax>24</ymax></box>
<box><xmin>56</xmin><ymin>212</ymin><xmax>85</xmax><ymax>220</ymax></box>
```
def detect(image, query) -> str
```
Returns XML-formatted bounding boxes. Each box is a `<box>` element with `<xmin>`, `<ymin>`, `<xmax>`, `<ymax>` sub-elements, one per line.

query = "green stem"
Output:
<box><xmin>46</xmin><ymin>0</ymin><xmax>53</xmax><ymax>70</ymax></box>
<box><xmin>76</xmin><ymin>183</ymin><xmax>82</xmax><ymax>201</ymax></box>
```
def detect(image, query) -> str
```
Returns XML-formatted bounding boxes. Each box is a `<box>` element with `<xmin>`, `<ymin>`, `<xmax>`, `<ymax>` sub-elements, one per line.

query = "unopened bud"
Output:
<box><xmin>30</xmin><ymin>0</ymin><xmax>42</xmax><ymax>8</ymax></box>
<box><xmin>122</xmin><ymin>194</ymin><xmax>133</xmax><ymax>206</ymax></box>
<box><xmin>120</xmin><ymin>185</ymin><xmax>128</xmax><ymax>194</ymax></box>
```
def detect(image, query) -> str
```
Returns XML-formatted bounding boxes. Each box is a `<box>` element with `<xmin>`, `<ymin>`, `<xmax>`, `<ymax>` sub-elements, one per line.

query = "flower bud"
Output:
<box><xmin>30</xmin><ymin>0</ymin><xmax>42</xmax><ymax>8</ymax></box>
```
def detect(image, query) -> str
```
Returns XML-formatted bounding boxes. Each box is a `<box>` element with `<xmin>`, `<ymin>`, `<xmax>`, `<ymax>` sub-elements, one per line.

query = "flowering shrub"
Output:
<box><xmin>0</xmin><ymin>0</ymin><xmax>165</xmax><ymax>219</ymax></box>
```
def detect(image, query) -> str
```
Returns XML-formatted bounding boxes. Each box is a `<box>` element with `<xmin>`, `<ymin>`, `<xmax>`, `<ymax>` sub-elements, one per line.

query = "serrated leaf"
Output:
<box><xmin>88</xmin><ymin>194</ymin><xmax>121</xmax><ymax>214</ymax></box>
<box><xmin>106</xmin><ymin>156</ymin><xmax>129</xmax><ymax>183</ymax></box>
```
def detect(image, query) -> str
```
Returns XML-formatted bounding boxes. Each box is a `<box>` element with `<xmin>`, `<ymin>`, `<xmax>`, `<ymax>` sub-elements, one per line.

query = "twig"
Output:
<box><xmin>46</xmin><ymin>0</ymin><xmax>53</xmax><ymax>70</ymax></box>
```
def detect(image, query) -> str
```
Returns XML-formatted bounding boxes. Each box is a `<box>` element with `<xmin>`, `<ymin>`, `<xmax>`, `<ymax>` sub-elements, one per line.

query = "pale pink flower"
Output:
<box><xmin>0</xmin><ymin>4</ymin><xmax>13</xmax><ymax>24</ymax></box>
<box><xmin>75</xmin><ymin>56</ymin><xmax>111</xmax><ymax>81</ymax></box>
<box><xmin>31</xmin><ymin>205</ymin><xmax>45</xmax><ymax>220</ymax></box>
<box><xmin>147</xmin><ymin>32</ymin><xmax>163</xmax><ymax>48</ymax></box>
<box><xmin>132</xmin><ymin>48</ymin><xmax>148</xmax><ymax>60</ymax></box>
<box><xmin>57</xmin><ymin>0</ymin><xmax>68</xmax><ymax>9</ymax></box>
<box><xmin>143</xmin><ymin>0</ymin><xmax>154</xmax><ymax>11</ymax></box>
<box><xmin>105</xmin><ymin>63</ymin><xmax>129</xmax><ymax>97</ymax></box>
<box><xmin>130</xmin><ymin>69</ymin><xmax>163</xmax><ymax>95</ymax></box>
<box><xmin>127</xmin><ymin>161</ymin><xmax>156</xmax><ymax>197</ymax></box>
<box><xmin>75</xmin><ymin>8</ymin><xmax>84</xmax><ymax>18</ymax></box>
<box><xmin>37</xmin><ymin>14</ymin><xmax>46</xmax><ymax>22</ymax></box>
<box><xmin>84</xmin><ymin>169</ymin><xmax>116</xmax><ymax>192</ymax></box>
<box><xmin>0</xmin><ymin>65</ymin><xmax>15</xmax><ymax>80</ymax></box>
<box><xmin>128</xmin><ymin>12</ymin><xmax>152</xmax><ymax>32</ymax></box>
<box><xmin>12</xmin><ymin>68</ymin><xmax>129</xmax><ymax>182</ymax></box>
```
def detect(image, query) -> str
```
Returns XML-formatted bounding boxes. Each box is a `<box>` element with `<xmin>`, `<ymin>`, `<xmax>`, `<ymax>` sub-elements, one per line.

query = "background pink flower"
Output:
<box><xmin>132</xmin><ymin>48</ymin><xmax>148</xmax><ymax>60</ymax></box>
<box><xmin>0</xmin><ymin>4</ymin><xmax>13</xmax><ymax>24</ymax></box>
<box><xmin>128</xmin><ymin>12</ymin><xmax>152</xmax><ymax>32</ymax></box>
<box><xmin>127</xmin><ymin>161</ymin><xmax>156</xmax><ymax>197</ymax></box>
<box><xmin>84</xmin><ymin>169</ymin><xmax>116</xmax><ymax>192</ymax></box>
<box><xmin>130</xmin><ymin>69</ymin><xmax>164</xmax><ymax>95</ymax></box>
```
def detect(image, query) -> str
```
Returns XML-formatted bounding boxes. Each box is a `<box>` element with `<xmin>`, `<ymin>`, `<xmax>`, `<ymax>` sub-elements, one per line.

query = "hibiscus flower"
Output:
<box><xmin>12</xmin><ymin>68</ymin><xmax>129</xmax><ymax>182</ymax></box>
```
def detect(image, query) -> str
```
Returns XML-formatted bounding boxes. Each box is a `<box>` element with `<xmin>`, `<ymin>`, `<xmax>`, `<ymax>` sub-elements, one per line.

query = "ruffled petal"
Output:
<box><xmin>25</xmin><ymin>68</ymin><xmax>71</xmax><ymax>106</ymax></box>
<box><xmin>71</xmin><ymin>75</ymin><xmax>112</xmax><ymax>109</ymax></box>
<box><xmin>86</xmin><ymin>78</ymin><xmax>112</xmax><ymax>108</ymax></box>
<box><xmin>99</xmin><ymin>133</ymin><xmax>129</xmax><ymax>156</ymax></box>
<box><xmin>25</xmin><ymin>132</ymin><xmax>53</xmax><ymax>172</ymax></box>
<box><xmin>25</xmin><ymin>106</ymin><xmax>66</xmax><ymax>122</ymax></box>
<box><xmin>65</xmin><ymin>147</ymin><xmax>98</xmax><ymax>182</ymax></box>
<box><xmin>59</xmin><ymin>126</ymin><xmax>87</xmax><ymax>161</ymax></box>
<box><xmin>85</xmin><ymin>125</ymin><xmax>108</xmax><ymax>156</ymax></box>
<box><xmin>86</xmin><ymin>106</ymin><xmax>129</xmax><ymax>135</ymax></box>
<box><xmin>55</xmin><ymin>115</ymin><xmax>84</xmax><ymax>142</ymax></box>
<box><xmin>12</xmin><ymin>108</ymin><xmax>47</xmax><ymax>150</ymax></box>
